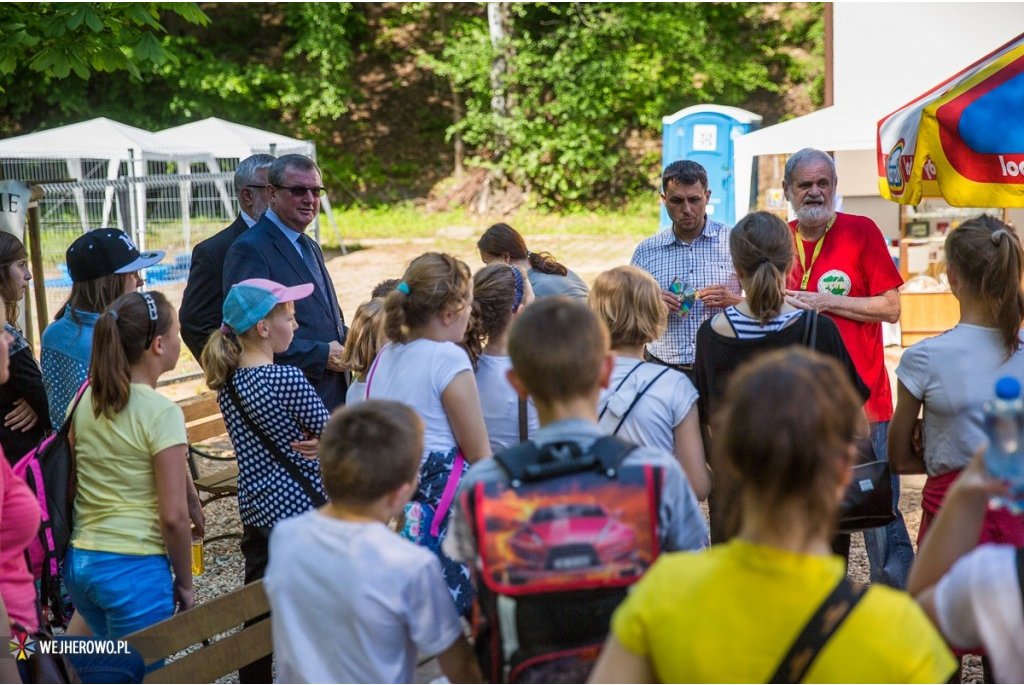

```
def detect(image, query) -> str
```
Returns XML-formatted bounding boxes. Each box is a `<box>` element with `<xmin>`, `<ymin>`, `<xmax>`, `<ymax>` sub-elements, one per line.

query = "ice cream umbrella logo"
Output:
<box><xmin>9</xmin><ymin>632</ymin><xmax>34</xmax><ymax>661</ymax></box>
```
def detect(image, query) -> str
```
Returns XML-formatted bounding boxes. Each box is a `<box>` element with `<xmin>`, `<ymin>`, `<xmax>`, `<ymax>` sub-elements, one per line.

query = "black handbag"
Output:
<box><xmin>837</xmin><ymin>437</ymin><xmax>897</xmax><ymax>534</ymax></box>
<box><xmin>799</xmin><ymin>311</ymin><xmax>896</xmax><ymax>534</ymax></box>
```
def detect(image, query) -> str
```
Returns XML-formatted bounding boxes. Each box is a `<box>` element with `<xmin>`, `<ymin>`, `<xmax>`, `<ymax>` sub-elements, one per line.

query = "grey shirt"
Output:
<box><xmin>528</xmin><ymin>268</ymin><xmax>590</xmax><ymax>300</ymax></box>
<box><xmin>445</xmin><ymin>418</ymin><xmax>708</xmax><ymax>566</ymax></box>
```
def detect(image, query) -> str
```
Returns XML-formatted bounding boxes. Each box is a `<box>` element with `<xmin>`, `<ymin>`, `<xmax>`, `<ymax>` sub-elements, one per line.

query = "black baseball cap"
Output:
<box><xmin>66</xmin><ymin>229</ymin><xmax>165</xmax><ymax>283</ymax></box>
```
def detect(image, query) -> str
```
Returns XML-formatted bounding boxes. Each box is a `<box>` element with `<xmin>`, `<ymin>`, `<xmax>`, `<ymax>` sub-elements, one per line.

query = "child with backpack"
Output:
<box><xmin>338</xmin><ymin>297</ymin><xmax>386</xmax><ymax>405</ymax></box>
<box><xmin>202</xmin><ymin>277</ymin><xmax>330</xmax><ymax>684</ymax></box>
<box><xmin>589</xmin><ymin>266</ymin><xmax>710</xmax><ymax>501</ymax></box>
<box><xmin>365</xmin><ymin>252</ymin><xmax>491</xmax><ymax>616</ymax></box>
<box><xmin>446</xmin><ymin>296</ymin><xmax>707</xmax><ymax>683</ymax></box>
<box><xmin>63</xmin><ymin>291</ymin><xmax>197</xmax><ymax>639</ymax></box>
<box><xmin>264</xmin><ymin>400</ymin><xmax>483</xmax><ymax>684</ymax></box>
<box><xmin>466</xmin><ymin>264</ymin><xmax>539</xmax><ymax>452</ymax></box>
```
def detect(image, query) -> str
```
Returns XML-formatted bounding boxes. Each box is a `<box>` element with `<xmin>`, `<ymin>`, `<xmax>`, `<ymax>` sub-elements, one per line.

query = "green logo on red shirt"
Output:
<box><xmin>817</xmin><ymin>270</ymin><xmax>851</xmax><ymax>296</ymax></box>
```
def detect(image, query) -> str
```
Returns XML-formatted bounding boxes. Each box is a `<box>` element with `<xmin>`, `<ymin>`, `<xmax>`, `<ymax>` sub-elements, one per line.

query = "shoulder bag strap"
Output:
<box><xmin>612</xmin><ymin>367</ymin><xmax>671</xmax><ymax>435</ymax></box>
<box><xmin>768</xmin><ymin>576</ymin><xmax>867</xmax><ymax>684</ymax></box>
<box><xmin>518</xmin><ymin>398</ymin><xmax>529</xmax><ymax>442</ymax></box>
<box><xmin>59</xmin><ymin>380</ymin><xmax>91</xmax><ymax>436</ymax></box>
<box><xmin>1016</xmin><ymin>547</ymin><xmax>1024</xmax><ymax>617</ymax></box>
<box><xmin>226</xmin><ymin>376</ymin><xmax>327</xmax><ymax>508</ymax></box>
<box><xmin>598</xmin><ymin>360</ymin><xmax>646</xmax><ymax>420</ymax></box>
<box><xmin>429</xmin><ymin>451</ymin><xmax>465</xmax><ymax>539</ymax></box>
<box><xmin>800</xmin><ymin>309</ymin><xmax>819</xmax><ymax>348</ymax></box>
<box><xmin>364</xmin><ymin>342</ymin><xmax>390</xmax><ymax>398</ymax></box>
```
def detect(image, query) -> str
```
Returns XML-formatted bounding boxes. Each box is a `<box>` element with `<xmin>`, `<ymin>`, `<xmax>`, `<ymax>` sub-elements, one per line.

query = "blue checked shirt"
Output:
<box><xmin>631</xmin><ymin>218</ymin><xmax>741</xmax><ymax>365</ymax></box>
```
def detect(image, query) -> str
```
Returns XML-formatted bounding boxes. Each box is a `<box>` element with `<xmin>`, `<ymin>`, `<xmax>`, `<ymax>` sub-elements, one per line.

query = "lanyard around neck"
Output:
<box><xmin>795</xmin><ymin>215</ymin><xmax>836</xmax><ymax>290</ymax></box>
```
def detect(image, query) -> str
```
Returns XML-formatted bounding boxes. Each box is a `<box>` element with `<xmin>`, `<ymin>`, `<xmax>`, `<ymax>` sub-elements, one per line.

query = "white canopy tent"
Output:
<box><xmin>0</xmin><ymin>117</ymin><xmax>232</xmax><ymax>242</ymax></box>
<box><xmin>155</xmin><ymin>118</ymin><xmax>342</xmax><ymax>244</ymax></box>
<box><xmin>731</xmin><ymin>104</ymin><xmax>884</xmax><ymax>223</ymax></box>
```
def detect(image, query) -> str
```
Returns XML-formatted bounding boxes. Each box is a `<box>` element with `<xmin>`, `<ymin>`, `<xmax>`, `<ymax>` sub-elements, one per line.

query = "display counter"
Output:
<box><xmin>899</xmin><ymin>290</ymin><xmax>959</xmax><ymax>347</ymax></box>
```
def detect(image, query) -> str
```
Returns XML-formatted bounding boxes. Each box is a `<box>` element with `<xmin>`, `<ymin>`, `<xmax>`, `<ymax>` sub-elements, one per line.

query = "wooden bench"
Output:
<box><xmin>126</xmin><ymin>580</ymin><xmax>271</xmax><ymax>683</ymax></box>
<box><xmin>179</xmin><ymin>391</ymin><xmax>239</xmax><ymax>542</ymax></box>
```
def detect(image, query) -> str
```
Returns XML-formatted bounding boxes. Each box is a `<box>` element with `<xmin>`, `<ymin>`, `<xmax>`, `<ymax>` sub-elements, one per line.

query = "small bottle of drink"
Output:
<box><xmin>191</xmin><ymin>532</ymin><xmax>205</xmax><ymax>576</ymax></box>
<box><xmin>983</xmin><ymin>376</ymin><xmax>1024</xmax><ymax>513</ymax></box>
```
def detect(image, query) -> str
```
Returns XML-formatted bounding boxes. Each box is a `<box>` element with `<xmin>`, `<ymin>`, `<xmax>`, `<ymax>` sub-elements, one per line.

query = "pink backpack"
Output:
<box><xmin>13</xmin><ymin>381</ymin><xmax>88</xmax><ymax>625</ymax></box>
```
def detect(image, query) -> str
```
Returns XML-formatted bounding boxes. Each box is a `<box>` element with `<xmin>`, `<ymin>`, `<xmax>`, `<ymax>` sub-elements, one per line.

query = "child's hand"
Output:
<box><xmin>291</xmin><ymin>436</ymin><xmax>320</xmax><ymax>459</ymax></box>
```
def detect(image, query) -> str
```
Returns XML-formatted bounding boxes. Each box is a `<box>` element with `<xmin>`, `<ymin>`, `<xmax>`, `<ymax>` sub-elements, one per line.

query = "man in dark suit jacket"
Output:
<box><xmin>222</xmin><ymin>154</ymin><xmax>348</xmax><ymax>411</ymax></box>
<box><xmin>180</xmin><ymin>153</ymin><xmax>275</xmax><ymax>360</ymax></box>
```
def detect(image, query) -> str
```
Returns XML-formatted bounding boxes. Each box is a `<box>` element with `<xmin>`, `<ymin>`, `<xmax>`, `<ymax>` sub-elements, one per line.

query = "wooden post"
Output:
<box><xmin>27</xmin><ymin>188</ymin><xmax>48</xmax><ymax>335</ymax></box>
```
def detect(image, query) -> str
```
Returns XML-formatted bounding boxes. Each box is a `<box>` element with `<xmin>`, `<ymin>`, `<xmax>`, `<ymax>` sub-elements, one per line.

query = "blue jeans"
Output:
<box><xmin>64</xmin><ymin>547</ymin><xmax>174</xmax><ymax>640</ymax></box>
<box><xmin>862</xmin><ymin>421</ymin><xmax>915</xmax><ymax>588</ymax></box>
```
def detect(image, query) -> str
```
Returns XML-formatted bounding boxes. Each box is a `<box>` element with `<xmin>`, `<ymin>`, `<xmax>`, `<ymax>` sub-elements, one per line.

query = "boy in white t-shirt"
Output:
<box><xmin>264</xmin><ymin>400</ymin><xmax>482</xmax><ymax>684</ymax></box>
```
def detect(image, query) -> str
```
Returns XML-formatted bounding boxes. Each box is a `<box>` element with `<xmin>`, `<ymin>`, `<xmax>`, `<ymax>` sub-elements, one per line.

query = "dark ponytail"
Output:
<box><xmin>477</xmin><ymin>222</ymin><xmax>568</xmax><ymax>276</ymax></box>
<box><xmin>729</xmin><ymin>212</ymin><xmax>792</xmax><ymax>324</ymax></box>
<box><xmin>90</xmin><ymin>291</ymin><xmax>174</xmax><ymax>418</ymax></box>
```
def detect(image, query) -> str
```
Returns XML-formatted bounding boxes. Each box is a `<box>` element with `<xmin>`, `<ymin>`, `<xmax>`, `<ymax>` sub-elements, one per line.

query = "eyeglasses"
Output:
<box><xmin>274</xmin><ymin>185</ymin><xmax>327</xmax><ymax>198</ymax></box>
<box><xmin>242</xmin><ymin>185</ymin><xmax>267</xmax><ymax>191</ymax></box>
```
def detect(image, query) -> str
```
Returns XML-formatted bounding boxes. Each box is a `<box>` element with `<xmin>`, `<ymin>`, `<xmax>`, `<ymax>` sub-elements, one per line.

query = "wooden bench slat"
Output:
<box><xmin>178</xmin><ymin>392</ymin><xmax>221</xmax><ymax>423</ymax></box>
<box><xmin>128</xmin><ymin>581</ymin><xmax>269</xmax><ymax>662</ymax></box>
<box><xmin>143</xmin><ymin>620</ymin><xmax>272</xmax><ymax>684</ymax></box>
<box><xmin>194</xmin><ymin>468</ymin><xmax>239</xmax><ymax>496</ymax></box>
<box><xmin>186</xmin><ymin>417</ymin><xmax>229</xmax><ymax>445</ymax></box>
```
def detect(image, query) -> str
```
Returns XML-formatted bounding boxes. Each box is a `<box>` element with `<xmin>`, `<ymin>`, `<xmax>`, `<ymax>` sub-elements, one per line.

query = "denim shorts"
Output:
<box><xmin>64</xmin><ymin>547</ymin><xmax>174</xmax><ymax>640</ymax></box>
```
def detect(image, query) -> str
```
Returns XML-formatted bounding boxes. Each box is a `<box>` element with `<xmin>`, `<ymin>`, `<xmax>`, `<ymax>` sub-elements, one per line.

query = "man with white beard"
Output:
<box><xmin>783</xmin><ymin>147</ymin><xmax>913</xmax><ymax>589</ymax></box>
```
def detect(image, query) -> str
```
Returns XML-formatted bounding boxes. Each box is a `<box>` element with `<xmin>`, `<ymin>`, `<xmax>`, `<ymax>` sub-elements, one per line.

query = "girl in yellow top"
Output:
<box><xmin>589</xmin><ymin>348</ymin><xmax>956</xmax><ymax>684</ymax></box>
<box><xmin>64</xmin><ymin>291</ymin><xmax>201</xmax><ymax>640</ymax></box>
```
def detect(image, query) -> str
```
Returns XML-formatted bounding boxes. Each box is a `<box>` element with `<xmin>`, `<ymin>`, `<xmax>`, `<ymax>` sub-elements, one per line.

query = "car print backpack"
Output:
<box><xmin>462</xmin><ymin>435</ymin><xmax>662</xmax><ymax>684</ymax></box>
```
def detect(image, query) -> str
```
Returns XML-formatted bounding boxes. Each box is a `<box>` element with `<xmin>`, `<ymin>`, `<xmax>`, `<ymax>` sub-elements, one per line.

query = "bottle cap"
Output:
<box><xmin>995</xmin><ymin>376</ymin><xmax>1022</xmax><ymax>400</ymax></box>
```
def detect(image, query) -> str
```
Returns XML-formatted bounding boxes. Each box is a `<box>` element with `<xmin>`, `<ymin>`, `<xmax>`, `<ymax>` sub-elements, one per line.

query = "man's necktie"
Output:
<box><xmin>297</xmin><ymin>233</ymin><xmax>327</xmax><ymax>295</ymax></box>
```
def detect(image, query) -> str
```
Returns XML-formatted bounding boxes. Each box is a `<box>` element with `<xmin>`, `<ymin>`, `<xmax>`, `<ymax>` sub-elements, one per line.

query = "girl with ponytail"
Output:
<box><xmin>64</xmin><ymin>291</ymin><xmax>202</xmax><ymax>639</ymax></box>
<box><xmin>368</xmin><ymin>252</ymin><xmax>489</xmax><ymax>616</ymax></box>
<box><xmin>694</xmin><ymin>212</ymin><xmax>868</xmax><ymax>544</ymax></box>
<box><xmin>891</xmin><ymin>214</ymin><xmax>1024</xmax><ymax>547</ymax></box>
<box><xmin>477</xmin><ymin>222</ymin><xmax>589</xmax><ymax>300</ymax></box>
<box><xmin>465</xmin><ymin>263</ymin><xmax>539</xmax><ymax>452</ymax></box>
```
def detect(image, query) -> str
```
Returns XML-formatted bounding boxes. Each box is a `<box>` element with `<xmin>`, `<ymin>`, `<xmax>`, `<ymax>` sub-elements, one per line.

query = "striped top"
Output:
<box><xmin>722</xmin><ymin>307</ymin><xmax>802</xmax><ymax>339</ymax></box>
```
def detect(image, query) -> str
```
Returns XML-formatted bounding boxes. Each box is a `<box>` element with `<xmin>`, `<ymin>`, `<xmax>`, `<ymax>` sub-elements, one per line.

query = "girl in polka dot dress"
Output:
<box><xmin>201</xmin><ymin>279</ymin><xmax>329</xmax><ymax>640</ymax></box>
<box><xmin>365</xmin><ymin>253</ymin><xmax>491</xmax><ymax>615</ymax></box>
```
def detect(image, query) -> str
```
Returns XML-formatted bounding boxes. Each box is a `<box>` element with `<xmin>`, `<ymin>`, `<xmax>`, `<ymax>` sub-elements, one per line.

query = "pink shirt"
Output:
<box><xmin>1</xmin><ymin>456</ymin><xmax>40</xmax><ymax>632</ymax></box>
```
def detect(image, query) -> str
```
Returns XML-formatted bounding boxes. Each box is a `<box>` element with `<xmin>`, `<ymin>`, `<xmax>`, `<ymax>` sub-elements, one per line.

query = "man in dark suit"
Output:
<box><xmin>222</xmin><ymin>154</ymin><xmax>348</xmax><ymax>410</ymax></box>
<box><xmin>180</xmin><ymin>153</ymin><xmax>275</xmax><ymax>360</ymax></box>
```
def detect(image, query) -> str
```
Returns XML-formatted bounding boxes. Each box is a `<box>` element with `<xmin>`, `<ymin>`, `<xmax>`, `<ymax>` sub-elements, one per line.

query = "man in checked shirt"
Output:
<box><xmin>631</xmin><ymin>160</ymin><xmax>742</xmax><ymax>384</ymax></box>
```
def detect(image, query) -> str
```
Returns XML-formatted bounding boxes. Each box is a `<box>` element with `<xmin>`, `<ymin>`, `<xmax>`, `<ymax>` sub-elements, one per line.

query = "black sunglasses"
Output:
<box><xmin>274</xmin><ymin>185</ymin><xmax>327</xmax><ymax>198</ymax></box>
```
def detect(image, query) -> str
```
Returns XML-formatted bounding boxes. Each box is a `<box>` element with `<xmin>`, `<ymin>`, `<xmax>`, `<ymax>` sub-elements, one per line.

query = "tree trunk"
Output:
<box><xmin>487</xmin><ymin>1</ymin><xmax>510</xmax><ymax>157</ymax></box>
<box><xmin>438</xmin><ymin>4</ymin><xmax>465</xmax><ymax>178</ymax></box>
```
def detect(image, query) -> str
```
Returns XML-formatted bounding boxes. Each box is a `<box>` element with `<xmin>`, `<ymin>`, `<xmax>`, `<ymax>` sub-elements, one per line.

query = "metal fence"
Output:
<box><xmin>24</xmin><ymin>169</ymin><xmax>242</xmax><ymax>384</ymax></box>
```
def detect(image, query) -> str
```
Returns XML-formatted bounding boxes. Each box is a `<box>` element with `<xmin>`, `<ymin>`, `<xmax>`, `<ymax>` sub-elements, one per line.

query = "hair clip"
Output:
<box><xmin>509</xmin><ymin>265</ymin><xmax>525</xmax><ymax>311</ymax></box>
<box><xmin>220</xmin><ymin>322</ymin><xmax>232</xmax><ymax>335</ymax></box>
<box><xmin>396</xmin><ymin>281</ymin><xmax>411</xmax><ymax>295</ymax></box>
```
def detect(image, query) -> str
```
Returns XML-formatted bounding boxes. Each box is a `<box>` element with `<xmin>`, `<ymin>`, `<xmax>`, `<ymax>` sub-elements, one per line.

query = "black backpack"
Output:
<box><xmin>463</xmin><ymin>436</ymin><xmax>663</xmax><ymax>683</ymax></box>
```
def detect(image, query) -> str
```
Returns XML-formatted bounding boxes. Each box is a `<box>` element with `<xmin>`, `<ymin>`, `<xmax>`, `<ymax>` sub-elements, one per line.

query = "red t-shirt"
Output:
<box><xmin>788</xmin><ymin>213</ymin><xmax>904</xmax><ymax>422</ymax></box>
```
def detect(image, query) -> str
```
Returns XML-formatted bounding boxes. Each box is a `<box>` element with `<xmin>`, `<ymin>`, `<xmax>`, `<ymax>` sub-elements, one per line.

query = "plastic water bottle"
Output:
<box><xmin>983</xmin><ymin>376</ymin><xmax>1024</xmax><ymax>512</ymax></box>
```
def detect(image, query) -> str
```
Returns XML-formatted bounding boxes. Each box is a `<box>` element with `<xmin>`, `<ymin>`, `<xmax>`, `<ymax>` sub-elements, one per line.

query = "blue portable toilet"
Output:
<box><xmin>661</xmin><ymin>105</ymin><xmax>762</xmax><ymax>229</ymax></box>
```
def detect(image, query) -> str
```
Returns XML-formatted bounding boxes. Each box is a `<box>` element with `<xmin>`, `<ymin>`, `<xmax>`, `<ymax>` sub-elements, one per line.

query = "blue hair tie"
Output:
<box><xmin>509</xmin><ymin>266</ymin><xmax>525</xmax><ymax>311</ymax></box>
<box><xmin>396</xmin><ymin>281</ymin><xmax>411</xmax><ymax>295</ymax></box>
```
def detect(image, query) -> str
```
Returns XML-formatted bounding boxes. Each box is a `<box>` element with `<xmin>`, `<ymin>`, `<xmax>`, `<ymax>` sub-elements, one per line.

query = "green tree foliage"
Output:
<box><xmin>1</xmin><ymin>2</ymin><xmax>822</xmax><ymax>209</ymax></box>
<box><xmin>428</xmin><ymin>2</ymin><xmax>822</xmax><ymax>207</ymax></box>
<box><xmin>0</xmin><ymin>3</ymin><xmax>208</xmax><ymax>81</ymax></box>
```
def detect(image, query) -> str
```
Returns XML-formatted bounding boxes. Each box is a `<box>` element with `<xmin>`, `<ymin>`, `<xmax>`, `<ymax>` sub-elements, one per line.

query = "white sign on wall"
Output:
<box><xmin>0</xmin><ymin>180</ymin><xmax>30</xmax><ymax>241</ymax></box>
<box><xmin>692</xmin><ymin>124</ymin><xmax>718</xmax><ymax>152</ymax></box>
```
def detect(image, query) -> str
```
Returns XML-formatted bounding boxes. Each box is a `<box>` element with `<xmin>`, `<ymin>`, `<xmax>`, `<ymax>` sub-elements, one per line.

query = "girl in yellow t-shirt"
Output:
<box><xmin>64</xmin><ymin>291</ymin><xmax>200</xmax><ymax>640</ymax></box>
<box><xmin>589</xmin><ymin>347</ymin><xmax>956</xmax><ymax>684</ymax></box>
